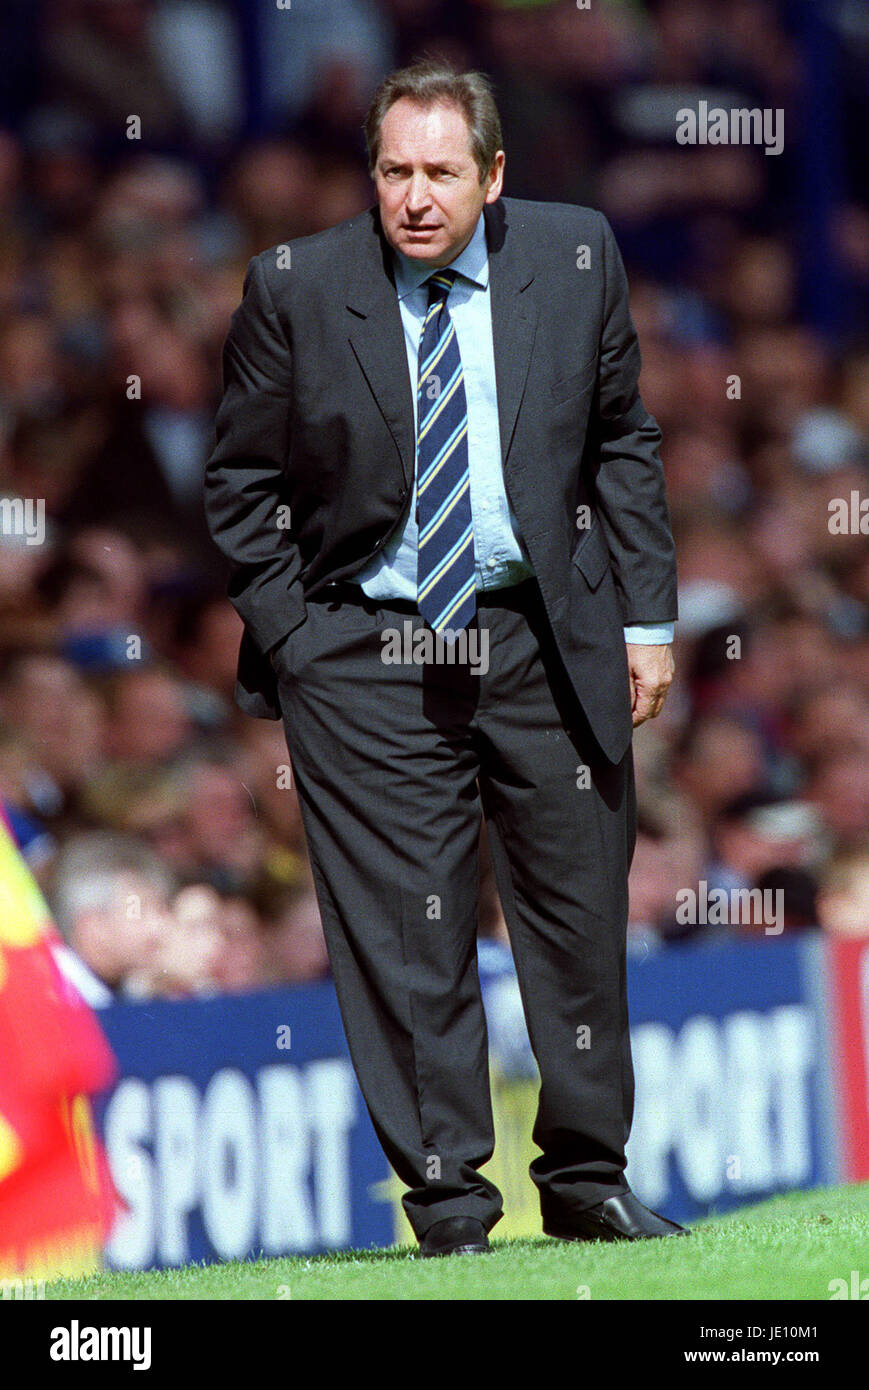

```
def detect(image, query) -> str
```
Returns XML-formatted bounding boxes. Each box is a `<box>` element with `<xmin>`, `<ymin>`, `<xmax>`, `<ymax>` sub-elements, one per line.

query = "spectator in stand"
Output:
<box><xmin>47</xmin><ymin>829</ymin><xmax>176</xmax><ymax>1005</ymax></box>
<box><xmin>42</xmin><ymin>0</ymin><xmax>193</xmax><ymax>149</ymax></box>
<box><xmin>255</xmin><ymin>882</ymin><xmax>331</xmax><ymax>987</ymax></box>
<box><xmin>102</xmin><ymin>665</ymin><xmax>194</xmax><ymax>766</ymax></box>
<box><xmin>673</xmin><ymin>714</ymin><xmax>769</xmax><ymax>831</ymax></box>
<box><xmin>0</xmin><ymin>651</ymin><xmax>106</xmax><ymax>818</ymax></box>
<box><xmin>171</xmin><ymin>751</ymin><xmax>267</xmax><ymax>893</ymax></box>
<box><xmin>817</xmin><ymin>844</ymin><xmax>869</xmax><ymax>938</ymax></box>
<box><xmin>706</xmin><ymin>793</ymin><xmax>827</xmax><ymax>899</ymax></box>
<box><xmin>805</xmin><ymin>753</ymin><xmax>869</xmax><ymax>846</ymax></box>
<box><xmin>211</xmin><ymin>891</ymin><xmax>271</xmax><ymax>993</ymax></box>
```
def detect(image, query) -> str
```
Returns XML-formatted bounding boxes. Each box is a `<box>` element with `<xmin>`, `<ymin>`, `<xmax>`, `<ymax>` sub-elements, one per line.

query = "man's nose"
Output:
<box><xmin>404</xmin><ymin>175</ymin><xmax>431</xmax><ymax>211</ymax></box>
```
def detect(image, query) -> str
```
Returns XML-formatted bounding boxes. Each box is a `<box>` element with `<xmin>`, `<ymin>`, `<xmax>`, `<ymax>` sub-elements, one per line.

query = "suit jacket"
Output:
<box><xmin>204</xmin><ymin>196</ymin><xmax>677</xmax><ymax>764</ymax></box>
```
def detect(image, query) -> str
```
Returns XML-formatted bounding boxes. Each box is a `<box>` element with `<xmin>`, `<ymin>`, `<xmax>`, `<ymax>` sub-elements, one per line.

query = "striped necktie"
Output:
<box><xmin>415</xmin><ymin>269</ymin><xmax>476</xmax><ymax>639</ymax></box>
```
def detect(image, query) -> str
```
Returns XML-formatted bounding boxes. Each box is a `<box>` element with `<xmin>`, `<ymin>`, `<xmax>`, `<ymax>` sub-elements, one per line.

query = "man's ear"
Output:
<box><xmin>484</xmin><ymin>151</ymin><xmax>505</xmax><ymax>202</ymax></box>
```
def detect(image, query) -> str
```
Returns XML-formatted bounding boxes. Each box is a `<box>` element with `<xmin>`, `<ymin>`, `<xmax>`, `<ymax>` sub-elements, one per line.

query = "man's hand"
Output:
<box><xmin>626</xmin><ymin>643</ymin><xmax>674</xmax><ymax>727</ymax></box>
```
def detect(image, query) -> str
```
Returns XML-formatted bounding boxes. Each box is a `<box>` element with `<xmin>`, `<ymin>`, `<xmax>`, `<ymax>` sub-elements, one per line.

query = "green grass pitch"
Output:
<box><xmin>46</xmin><ymin>1183</ymin><xmax>868</xmax><ymax>1301</ymax></box>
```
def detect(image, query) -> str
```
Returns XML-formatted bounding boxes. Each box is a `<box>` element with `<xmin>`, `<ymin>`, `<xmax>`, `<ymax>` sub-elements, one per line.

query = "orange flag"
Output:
<box><xmin>0</xmin><ymin>807</ymin><xmax>121</xmax><ymax>1279</ymax></box>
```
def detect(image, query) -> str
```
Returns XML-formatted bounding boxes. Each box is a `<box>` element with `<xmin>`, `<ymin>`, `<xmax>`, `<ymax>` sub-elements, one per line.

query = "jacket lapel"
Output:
<box><xmin>484</xmin><ymin>198</ymin><xmax>537</xmax><ymax>472</ymax></box>
<box><xmin>345</xmin><ymin>208</ymin><xmax>416</xmax><ymax>490</ymax></box>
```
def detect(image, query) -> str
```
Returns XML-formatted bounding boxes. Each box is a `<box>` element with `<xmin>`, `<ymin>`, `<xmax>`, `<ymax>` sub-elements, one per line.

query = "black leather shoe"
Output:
<box><xmin>543</xmin><ymin>1190</ymin><xmax>688</xmax><ymax>1243</ymax></box>
<box><xmin>419</xmin><ymin>1217</ymin><xmax>490</xmax><ymax>1257</ymax></box>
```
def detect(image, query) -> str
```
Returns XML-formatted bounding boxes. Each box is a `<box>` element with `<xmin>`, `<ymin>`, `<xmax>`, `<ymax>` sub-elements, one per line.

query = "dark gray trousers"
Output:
<box><xmin>274</xmin><ymin>577</ymin><xmax>636</xmax><ymax>1239</ymax></box>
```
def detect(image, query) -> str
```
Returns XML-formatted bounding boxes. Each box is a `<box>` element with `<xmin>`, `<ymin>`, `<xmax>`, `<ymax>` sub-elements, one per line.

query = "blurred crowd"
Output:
<box><xmin>0</xmin><ymin>0</ymin><xmax>867</xmax><ymax>1003</ymax></box>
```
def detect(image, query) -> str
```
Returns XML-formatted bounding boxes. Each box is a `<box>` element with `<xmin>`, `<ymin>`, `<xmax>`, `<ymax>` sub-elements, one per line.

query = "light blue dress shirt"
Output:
<box><xmin>355</xmin><ymin>210</ymin><xmax>673</xmax><ymax>645</ymax></box>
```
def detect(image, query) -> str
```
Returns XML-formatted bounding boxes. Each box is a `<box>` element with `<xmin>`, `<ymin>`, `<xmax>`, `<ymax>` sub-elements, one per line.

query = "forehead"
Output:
<box><xmin>379</xmin><ymin>99</ymin><xmax>474</xmax><ymax>162</ymax></box>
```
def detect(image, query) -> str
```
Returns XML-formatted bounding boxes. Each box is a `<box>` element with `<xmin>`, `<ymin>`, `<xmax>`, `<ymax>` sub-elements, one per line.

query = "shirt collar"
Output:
<box><xmin>391</xmin><ymin>209</ymin><xmax>488</xmax><ymax>301</ymax></box>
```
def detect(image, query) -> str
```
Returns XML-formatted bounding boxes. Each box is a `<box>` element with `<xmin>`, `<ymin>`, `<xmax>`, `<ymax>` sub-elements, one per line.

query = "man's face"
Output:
<box><xmin>74</xmin><ymin>874</ymin><xmax>171</xmax><ymax>986</ymax></box>
<box><xmin>374</xmin><ymin>98</ymin><xmax>504</xmax><ymax>267</ymax></box>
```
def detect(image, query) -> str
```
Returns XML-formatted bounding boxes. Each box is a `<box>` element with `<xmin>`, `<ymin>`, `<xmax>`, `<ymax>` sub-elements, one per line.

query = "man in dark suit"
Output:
<box><xmin>205</xmin><ymin>59</ymin><xmax>684</xmax><ymax>1255</ymax></box>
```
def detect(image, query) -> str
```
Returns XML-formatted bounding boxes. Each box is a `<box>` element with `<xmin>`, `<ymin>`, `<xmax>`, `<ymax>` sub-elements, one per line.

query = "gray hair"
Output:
<box><xmin>363</xmin><ymin>57</ymin><xmax>503</xmax><ymax>186</ymax></box>
<box><xmin>48</xmin><ymin>831</ymin><xmax>175</xmax><ymax>942</ymax></box>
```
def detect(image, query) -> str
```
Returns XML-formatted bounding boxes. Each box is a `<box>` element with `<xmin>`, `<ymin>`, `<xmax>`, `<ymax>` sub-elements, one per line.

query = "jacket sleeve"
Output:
<box><xmin>204</xmin><ymin>253</ymin><xmax>306</xmax><ymax>657</ymax></box>
<box><xmin>589</xmin><ymin>212</ymin><xmax>678</xmax><ymax>627</ymax></box>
